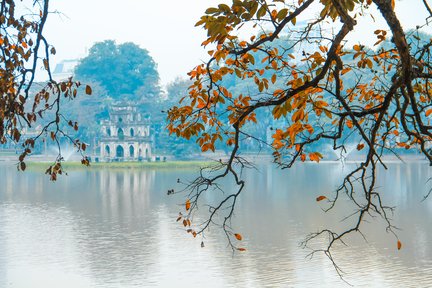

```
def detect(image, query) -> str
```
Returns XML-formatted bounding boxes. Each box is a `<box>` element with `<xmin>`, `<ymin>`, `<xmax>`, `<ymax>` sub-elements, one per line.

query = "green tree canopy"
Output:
<box><xmin>75</xmin><ymin>40</ymin><xmax>160</xmax><ymax>99</ymax></box>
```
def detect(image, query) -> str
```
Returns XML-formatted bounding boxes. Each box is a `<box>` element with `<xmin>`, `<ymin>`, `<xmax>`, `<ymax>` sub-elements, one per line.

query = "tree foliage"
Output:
<box><xmin>75</xmin><ymin>40</ymin><xmax>160</xmax><ymax>99</ymax></box>
<box><xmin>156</xmin><ymin>78</ymin><xmax>202</xmax><ymax>158</ymax></box>
<box><xmin>167</xmin><ymin>0</ymin><xmax>432</xmax><ymax>274</ymax></box>
<box><xmin>0</xmin><ymin>0</ymin><xmax>90</xmax><ymax>178</ymax></box>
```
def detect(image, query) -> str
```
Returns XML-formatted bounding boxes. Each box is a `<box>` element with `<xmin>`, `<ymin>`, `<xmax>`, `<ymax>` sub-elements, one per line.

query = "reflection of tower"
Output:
<box><xmin>99</xmin><ymin>169</ymin><xmax>155</xmax><ymax>219</ymax></box>
<box><xmin>99</xmin><ymin>102</ymin><xmax>152</xmax><ymax>162</ymax></box>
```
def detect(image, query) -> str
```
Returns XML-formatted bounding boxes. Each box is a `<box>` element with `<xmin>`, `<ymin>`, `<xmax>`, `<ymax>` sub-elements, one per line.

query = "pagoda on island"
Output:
<box><xmin>99</xmin><ymin>103</ymin><xmax>152</xmax><ymax>161</ymax></box>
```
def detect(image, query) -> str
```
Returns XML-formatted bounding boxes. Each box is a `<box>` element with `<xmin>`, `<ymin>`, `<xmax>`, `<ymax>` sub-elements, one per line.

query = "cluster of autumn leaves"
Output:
<box><xmin>166</xmin><ymin>0</ymin><xmax>417</xmax><ymax>251</ymax></box>
<box><xmin>167</xmin><ymin>0</ymin><xmax>428</xmax><ymax>162</ymax></box>
<box><xmin>17</xmin><ymin>80</ymin><xmax>92</xmax><ymax>179</ymax></box>
<box><xmin>0</xmin><ymin>1</ymin><xmax>93</xmax><ymax>177</ymax></box>
<box><xmin>0</xmin><ymin>0</ymin><xmax>36</xmax><ymax>145</ymax></box>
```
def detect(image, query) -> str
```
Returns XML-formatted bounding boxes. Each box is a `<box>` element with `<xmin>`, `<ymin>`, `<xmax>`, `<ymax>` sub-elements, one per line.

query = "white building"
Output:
<box><xmin>99</xmin><ymin>103</ymin><xmax>152</xmax><ymax>161</ymax></box>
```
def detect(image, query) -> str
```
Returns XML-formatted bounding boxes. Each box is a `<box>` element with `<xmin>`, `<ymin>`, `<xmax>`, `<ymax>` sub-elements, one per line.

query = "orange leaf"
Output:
<box><xmin>309</xmin><ymin>152</ymin><xmax>323</xmax><ymax>163</ymax></box>
<box><xmin>271</xmin><ymin>74</ymin><xmax>277</xmax><ymax>84</ymax></box>
<box><xmin>426</xmin><ymin>109</ymin><xmax>432</xmax><ymax>117</ymax></box>
<box><xmin>304</xmin><ymin>124</ymin><xmax>314</xmax><ymax>134</ymax></box>
<box><xmin>300</xmin><ymin>154</ymin><xmax>306</xmax><ymax>162</ymax></box>
<box><xmin>316</xmin><ymin>195</ymin><xmax>327</xmax><ymax>202</ymax></box>
<box><xmin>237</xmin><ymin>248</ymin><xmax>246</xmax><ymax>252</ymax></box>
<box><xmin>183</xmin><ymin>219</ymin><xmax>187</xmax><ymax>227</ymax></box>
<box><xmin>185</xmin><ymin>199</ymin><xmax>191</xmax><ymax>211</ymax></box>
<box><xmin>397</xmin><ymin>240</ymin><xmax>402</xmax><ymax>250</ymax></box>
<box><xmin>234</xmin><ymin>233</ymin><xmax>242</xmax><ymax>241</ymax></box>
<box><xmin>85</xmin><ymin>85</ymin><xmax>92</xmax><ymax>95</ymax></box>
<box><xmin>341</xmin><ymin>67</ymin><xmax>351</xmax><ymax>75</ymax></box>
<box><xmin>357</xmin><ymin>143</ymin><xmax>365</xmax><ymax>151</ymax></box>
<box><xmin>197</xmin><ymin>99</ymin><xmax>206</xmax><ymax>109</ymax></box>
<box><xmin>319</xmin><ymin>45</ymin><xmax>326</xmax><ymax>53</ymax></box>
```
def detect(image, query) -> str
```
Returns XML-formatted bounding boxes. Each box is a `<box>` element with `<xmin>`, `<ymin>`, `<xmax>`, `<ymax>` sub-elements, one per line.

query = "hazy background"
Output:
<box><xmin>44</xmin><ymin>0</ymin><xmax>432</xmax><ymax>86</ymax></box>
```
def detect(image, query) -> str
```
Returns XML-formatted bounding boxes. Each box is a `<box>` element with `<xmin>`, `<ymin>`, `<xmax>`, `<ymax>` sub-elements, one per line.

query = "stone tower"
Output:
<box><xmin>100</xmin><ymin>103</ymin><xmax>152</xmax><ymax>161</ymax></box>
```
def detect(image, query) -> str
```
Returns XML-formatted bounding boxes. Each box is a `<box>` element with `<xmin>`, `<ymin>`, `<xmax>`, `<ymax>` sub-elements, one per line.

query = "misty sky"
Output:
<box><xmin>44</xmin><ymin>0</ymin><xmax>431</xmax><ymax>86</ymax></box>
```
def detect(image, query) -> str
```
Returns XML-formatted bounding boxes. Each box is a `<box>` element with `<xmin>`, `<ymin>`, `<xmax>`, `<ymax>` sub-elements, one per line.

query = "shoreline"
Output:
<box><xmin>0</xmin><ymin>153</ymin><xmax>430</xmax><ymax>171</ymax></box>
<box><xmin>11</xmin><ymin>160</ymin><xmax>215</xmax><ymax>170</ymax></box>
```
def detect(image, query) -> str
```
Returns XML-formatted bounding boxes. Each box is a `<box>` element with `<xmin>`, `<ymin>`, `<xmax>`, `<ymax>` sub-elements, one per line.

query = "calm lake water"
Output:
<box><xmin>0</xmin><ymin>162</ymin><xmax>431</xmax><ymax>287</ymax></box>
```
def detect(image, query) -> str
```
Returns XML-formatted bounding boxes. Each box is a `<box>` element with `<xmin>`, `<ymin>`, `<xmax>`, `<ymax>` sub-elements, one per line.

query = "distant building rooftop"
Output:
<box><xmin>52</xmin><ymin>59</ymin><xmax>79</xmax><ymax>81</ymax></box>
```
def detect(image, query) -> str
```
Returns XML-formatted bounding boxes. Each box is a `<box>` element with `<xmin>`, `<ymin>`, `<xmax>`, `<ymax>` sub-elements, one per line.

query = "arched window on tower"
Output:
<box><xmin>118</xmin><ymin>128</ymin><xmax>124</xmax><ymax>140</ymax></box>
<box><xmin>130</xmin><ymin>128</ymin><xmax>135</xmax><ymax>137</ymax></box>
<box><xmin>105</xmin><ymin>145</ymin><xmax>110</xmax><ymax>156</ymax></box>
<box><xmin>116</xmin><ymin>145</ymin><xmax>124</xmax><ymax>158</ymax></box>
<box><xmin>129</xmin><ymin>145</ymin><xmax>135</xmax><ymax>158</ymax></box>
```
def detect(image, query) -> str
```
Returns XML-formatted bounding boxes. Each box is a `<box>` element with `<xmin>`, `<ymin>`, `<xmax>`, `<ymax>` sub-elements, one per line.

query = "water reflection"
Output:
<box><xmin>0</xmin><ymin>163</ymin><xmax>431</xmax><ymax>287</ymax></box>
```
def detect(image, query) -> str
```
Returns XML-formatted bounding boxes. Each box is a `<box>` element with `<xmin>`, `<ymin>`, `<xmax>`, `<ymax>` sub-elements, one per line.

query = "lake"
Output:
<box><xmin>0</xmin><ymin>162</ymin><xmax>431</xmax><ymax>287</ymax></box>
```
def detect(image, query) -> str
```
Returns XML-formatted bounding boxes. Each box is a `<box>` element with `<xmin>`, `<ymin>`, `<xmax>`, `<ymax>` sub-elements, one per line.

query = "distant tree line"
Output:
<box><xmin>49</xmin><ymin>32</ymin><xmax>432</xmax><ymax>159</ymax></box>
